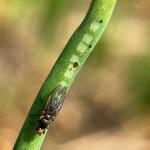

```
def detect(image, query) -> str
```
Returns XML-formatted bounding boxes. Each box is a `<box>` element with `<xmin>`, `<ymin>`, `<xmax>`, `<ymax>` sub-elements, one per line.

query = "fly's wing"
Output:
<box><xmin>45</xmin><ymin>85</ymin><xmax>67</xmax><ymax>117</ymax></box>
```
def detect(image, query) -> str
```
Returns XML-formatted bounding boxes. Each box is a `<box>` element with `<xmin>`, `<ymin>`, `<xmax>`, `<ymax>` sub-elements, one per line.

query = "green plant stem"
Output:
<box><xmin>13</xmin><ymin>0</ymin><xmax>117</xmax><ymax>149</ymax></box>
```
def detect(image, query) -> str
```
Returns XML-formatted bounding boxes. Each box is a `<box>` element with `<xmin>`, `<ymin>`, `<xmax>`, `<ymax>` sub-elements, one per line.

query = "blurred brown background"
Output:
<box><xmin>0</xmin><ymin>0</ymin><xmax>150</xmax><ymax>149</ymax></box>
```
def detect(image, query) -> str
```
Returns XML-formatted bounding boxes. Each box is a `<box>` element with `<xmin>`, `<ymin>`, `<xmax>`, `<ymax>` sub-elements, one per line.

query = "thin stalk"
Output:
<box><xmin>13</xmin><ymin>0</ymin><xmax>117</xmax><ymax>149</ymax></box>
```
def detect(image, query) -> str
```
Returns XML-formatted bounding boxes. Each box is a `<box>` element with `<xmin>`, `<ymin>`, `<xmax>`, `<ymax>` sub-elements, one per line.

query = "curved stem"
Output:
<box><xmin>13</xmin><ymin>0</ymin><xmax>117</xmax><ymax>149</ymax></box>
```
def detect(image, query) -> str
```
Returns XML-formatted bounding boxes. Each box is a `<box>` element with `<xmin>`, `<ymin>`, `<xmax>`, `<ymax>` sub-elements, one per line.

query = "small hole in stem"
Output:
<box><xmin>73</xmin><ymin>62</ymin><xmax>79</xmax><ymax>68</ymax></box>
<box><xmin>100</xmin><ymin>20</ymin><xmax>103</xmax><ymax>23</ymax></box>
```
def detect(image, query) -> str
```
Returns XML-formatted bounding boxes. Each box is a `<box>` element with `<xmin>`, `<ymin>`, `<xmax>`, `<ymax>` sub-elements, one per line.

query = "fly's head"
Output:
<box><xmin>36</xmin><ymin>116</ymin><xmax>50</xmax><ymax>135</ymax></box>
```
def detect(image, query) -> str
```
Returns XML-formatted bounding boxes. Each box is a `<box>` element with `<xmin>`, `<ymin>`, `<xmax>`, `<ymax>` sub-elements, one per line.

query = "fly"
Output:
<box><xmin>36</xmin><ymin>85</ymin><xmax>67</xmax><ymax>135</ymax></box>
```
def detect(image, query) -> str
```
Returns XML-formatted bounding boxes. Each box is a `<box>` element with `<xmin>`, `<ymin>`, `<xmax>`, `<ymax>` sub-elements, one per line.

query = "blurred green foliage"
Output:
<box><xmin>6</xmin><ymin>0</ymin><xmax>68</xmax><ymax>46</ymax></box>
<box><xmin>39</xmin><ymin>0</ymin><xmax>66</xmax><ymax>43</ymax></box>
<box><xmin>127</xmin><ymin>55</ymin><xmax>150</xmax><ymax>112</ymax></box>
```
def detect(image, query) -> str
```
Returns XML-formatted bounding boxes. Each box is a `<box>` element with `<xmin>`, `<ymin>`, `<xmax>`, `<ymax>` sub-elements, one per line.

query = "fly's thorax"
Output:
<box><xmin>38</xmin><ymin>116</ymin><xmax>50</xmax><ymax>129</ymax></box>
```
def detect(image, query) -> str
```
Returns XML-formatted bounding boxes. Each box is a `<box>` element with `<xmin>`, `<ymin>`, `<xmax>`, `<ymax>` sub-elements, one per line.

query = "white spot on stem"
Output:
<box><xmin>64</xmin><ymin>69</ymin><xmax>74</xmax><ymax>79</ymax></box>
<box><xmin>82</xmin><ymin>34</ymin><xmax>93</xmax><ymax>44</ymax></box>
<box><xmin>70</xmin><ymin>55</ymin><xmax>79</xmax><ymax>63</ymax></box>
<box><xmin>77</xmin><ymin>42</ymin><xmax>88</xmax><ymax>53</ymax></box>
<box><xmin>68</xmin><ymin>64</ymin><xmax>72</xmax><ymax>69</ymax></box>
<box><xmin>60</xmin><ymin>81</ymin><xmax>67</xmax><ymax>86</ymax></box>
<box><xmin>90</xmin><ymin>21</ymin><xmax>101</xmax><ymax>32</ymax></box>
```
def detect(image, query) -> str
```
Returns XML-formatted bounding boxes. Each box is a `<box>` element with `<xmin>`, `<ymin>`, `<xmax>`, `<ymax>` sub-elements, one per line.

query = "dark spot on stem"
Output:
<box><xmin>89</xmin><ymin>45</ymin><xmax>92</xmax><ymax>48</ymax></box>
<box><xmin>73</xmin><ymin>62</ymin><xmax>79</xmax><ymax>68</ymax></box>
<box><xmin>100</xmin><ymin>20</ymin><xmax>103</xmax><ymax>23</ymax></box>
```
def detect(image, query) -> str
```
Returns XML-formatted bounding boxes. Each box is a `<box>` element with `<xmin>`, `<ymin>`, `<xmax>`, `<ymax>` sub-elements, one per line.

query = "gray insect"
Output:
<box><xmin>36</xmin><ymin>85</ymin><xmax>67</xmax><ymax>135</ymax></box>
